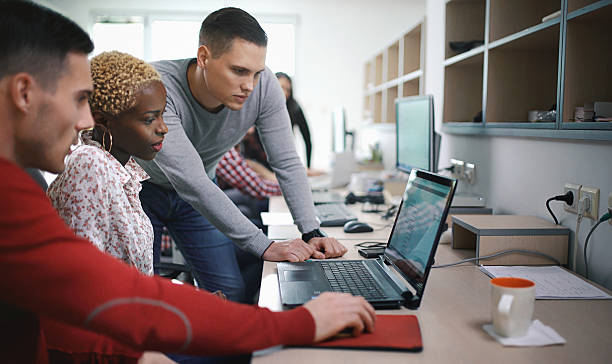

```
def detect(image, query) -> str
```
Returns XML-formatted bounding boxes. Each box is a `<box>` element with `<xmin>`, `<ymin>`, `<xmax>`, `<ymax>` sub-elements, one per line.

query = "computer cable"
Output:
<box><xmin>370</xmin><ymin>222</ymin><xmax>394</xmax><ymax>231</ymax></box>
<box><xmin>381</xmin><ymin>204</ymin><xmax>398</xmax><ymax>220</ymax></box>
<box><xmin>573</xmin><ymin>196</ymin><xmax>589</xmax><ymax>270</ymax></box>
<box><xmin>431</xmin><ymin>249</ymin><xmax>561</xmax><ymax>269</ymax></box>
<box><xmin>583</xmin><ymin>210</ymin><xmax>611</xmax><ymax>280</ymax></box>
<box><xmin>545</xmin><ymin>191</ymin><xmax>574</xmax><ymax>225</ymax></box>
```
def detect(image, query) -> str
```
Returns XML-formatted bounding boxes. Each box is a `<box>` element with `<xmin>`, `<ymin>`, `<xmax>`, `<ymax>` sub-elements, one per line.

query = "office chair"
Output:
<box><xmin>155</xmin><ymin>262</ymin><xmax>194</xmax><ymax>281</ymax></box>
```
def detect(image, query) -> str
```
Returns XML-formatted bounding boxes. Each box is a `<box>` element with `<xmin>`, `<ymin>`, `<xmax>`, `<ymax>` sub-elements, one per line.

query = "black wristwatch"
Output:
<box><xmin>302</xmin><ymin>228</ymin><xmax>327</xmax><ymax>242</ymax></box>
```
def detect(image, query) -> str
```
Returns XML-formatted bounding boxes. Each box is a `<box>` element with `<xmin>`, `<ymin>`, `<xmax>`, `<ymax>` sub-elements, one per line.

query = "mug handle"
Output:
<box><xmin>497</xmin><ymin>294</ymin><xmax>514</xmax><ymax>315</ymax></box>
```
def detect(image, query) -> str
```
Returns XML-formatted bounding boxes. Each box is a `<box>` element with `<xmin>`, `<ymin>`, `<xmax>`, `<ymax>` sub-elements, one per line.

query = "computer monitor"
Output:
<box><xmin>396</xmin><ymin>95</ymin><xmax>439</xmax><ymax>173</ymax></box>
<box><xmin>332</xmin><ymin>107</ymin><xmax>346</xmax><ymax>153</ymax></box>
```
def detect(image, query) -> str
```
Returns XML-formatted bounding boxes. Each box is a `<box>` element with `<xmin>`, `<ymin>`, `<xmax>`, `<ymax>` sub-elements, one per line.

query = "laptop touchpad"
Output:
<box><xmin>284</xmin><ymin>270</ymin><xmax>317</xmax><ymax>281</ymax></box>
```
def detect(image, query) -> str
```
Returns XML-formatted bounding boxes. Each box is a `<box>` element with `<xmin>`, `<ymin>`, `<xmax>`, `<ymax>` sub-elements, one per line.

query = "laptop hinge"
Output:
<box><xmin>377</xmin><ymin>257</ymin><xmax>412</xmax><ymax>291</ymax></box>
<box><xmin>402</xmin><ymin>291</ymin><xmax>421</xmax><ymax>310</ymax></box>
<box><xmin>378</xmin><ymin>256</ymin><xmax>422</xmax><ymax>309</ymax></box>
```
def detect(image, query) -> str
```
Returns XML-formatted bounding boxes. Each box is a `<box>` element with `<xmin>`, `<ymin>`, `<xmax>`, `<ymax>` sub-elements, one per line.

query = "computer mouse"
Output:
<box><xmin>439</xmin><ymin>228</ymin><xmax>452</xmax><ymax>244</ymax></box>
<box><xmin>343</xmin><ymin>221</ymin><xmax>374</xmax><ymax>233</ymax></box>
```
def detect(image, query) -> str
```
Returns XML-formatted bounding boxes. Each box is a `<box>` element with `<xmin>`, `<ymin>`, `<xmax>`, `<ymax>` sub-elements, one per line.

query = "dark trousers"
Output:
<box><xmin>139</xmin><ymin>182</ymin><xmax>262</xmax><ymax>304</ymax></box>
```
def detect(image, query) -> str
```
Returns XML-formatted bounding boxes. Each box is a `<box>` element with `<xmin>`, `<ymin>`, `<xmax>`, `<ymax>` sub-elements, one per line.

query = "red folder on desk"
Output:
<box><xmin>306</xmin><ymin>315</ymin><xmax>423</xmax><ymax>352</ymax></box>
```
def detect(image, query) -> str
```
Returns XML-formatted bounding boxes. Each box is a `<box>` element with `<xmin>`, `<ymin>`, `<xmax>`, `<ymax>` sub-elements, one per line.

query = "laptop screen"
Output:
<box><xmin>385</xmin><ymin>169</ymin><xmax>455</xmax><ymax>297</ymax></box>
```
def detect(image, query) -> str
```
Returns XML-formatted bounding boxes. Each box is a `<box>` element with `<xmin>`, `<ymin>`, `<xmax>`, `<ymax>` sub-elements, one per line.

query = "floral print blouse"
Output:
<box><xmin>47</xmin><ymin>133</ymin><xmax>153</xmax><ymax>275</ymax></box>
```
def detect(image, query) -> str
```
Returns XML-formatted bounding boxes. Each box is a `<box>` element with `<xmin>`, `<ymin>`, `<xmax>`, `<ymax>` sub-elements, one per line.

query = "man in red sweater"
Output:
<box><xmin>0</xmin><ymin>2</ymin><xmax>375</xmax><ymax>363</ymax></box>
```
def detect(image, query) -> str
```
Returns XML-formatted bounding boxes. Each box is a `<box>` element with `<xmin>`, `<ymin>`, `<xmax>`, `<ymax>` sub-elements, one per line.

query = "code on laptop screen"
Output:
<box><xmin>385</xmin><ymin>170</ymin><xmax>452</xmax><ymax>292</ymax></box>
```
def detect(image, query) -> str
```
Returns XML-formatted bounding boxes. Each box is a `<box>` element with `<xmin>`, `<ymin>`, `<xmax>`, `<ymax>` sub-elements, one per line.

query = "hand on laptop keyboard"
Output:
<box><xmin>262</xmin><ymin>239</ymin><xmax>325</xmax><ymax>261</ymax></box>
<box><xmin>307</xmin><ymin>236</ymin><xmax>347</xmax><ymax>258</ymax></box>
<box><xmin>303</xmin><ymin>292</ymin><xmax>376</xmax><ymax>342</ymax></box>
<box><xmin>262</xmin><ymin>236</ymin><xmax>347</xmax><ymax>261</ymax></box>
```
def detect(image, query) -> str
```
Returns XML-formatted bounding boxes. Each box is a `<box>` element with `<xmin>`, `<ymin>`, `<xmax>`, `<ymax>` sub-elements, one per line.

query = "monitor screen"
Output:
<box><xmin>332</xmin><ymin>107</ymin><xmax>346</xmax><ymax>153</ymax></box>
<box><xmin>396</xmin><ymin>95</ymin><xmax>434</xmax><ymax>172</ymax></box>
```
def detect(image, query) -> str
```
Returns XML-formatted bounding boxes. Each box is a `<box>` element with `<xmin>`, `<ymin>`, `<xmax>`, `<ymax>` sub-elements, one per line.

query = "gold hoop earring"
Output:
<box><xmin>103</xmin><ymin>129</ymin><xmax>113</xmax><ymax>153</ymax></box>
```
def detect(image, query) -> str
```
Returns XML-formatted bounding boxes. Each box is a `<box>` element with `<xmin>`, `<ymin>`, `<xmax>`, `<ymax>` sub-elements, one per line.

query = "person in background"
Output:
<box><xmin>275</xmin><ymin>72</ymin><xmax>313</xmax><ymax>168</ymax></box>
<box><xmin>0</xmin><ymin>2</ymin><xmax>376</xmax><ymax>363</ymax></box>
<box><xmin>240</xmin><ymin>126</ymin><xmax>270</xmax><ymax>169</ymax></box>
<box><xmin>241</xmin><ymin>78</ymin><xmax>324</xmax><ymax>177</ymax></box>
<box><xmin>216</xmin><ymin>145</ymin><xmax>281</xmax><ymax>228</ymax></box>
<box><xmin>216</xmin><ymin>145</ymin><xmax>282</xmax><ymax>201</ymax></box>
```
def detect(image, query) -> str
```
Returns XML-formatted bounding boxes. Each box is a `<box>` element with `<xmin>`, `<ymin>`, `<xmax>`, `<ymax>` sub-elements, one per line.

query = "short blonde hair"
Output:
<box><xmin>89</xmin><ymin>51</ymin><xmax>162</xmax><ymax>116</ymax></box>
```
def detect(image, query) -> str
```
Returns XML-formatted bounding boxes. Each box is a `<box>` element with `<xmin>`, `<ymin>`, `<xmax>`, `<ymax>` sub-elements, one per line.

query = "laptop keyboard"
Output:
<box><xmin>314</xmin><ymin>203</ymin><xmax>357</xmax><ymax>227</ymax></box>
<box><xmin>320</xmin><ymin>261</ymin><xmax>388</xmax><ymax>300</ymax></box>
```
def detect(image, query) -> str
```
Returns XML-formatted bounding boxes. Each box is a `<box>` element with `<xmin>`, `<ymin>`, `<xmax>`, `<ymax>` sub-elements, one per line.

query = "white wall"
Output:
<box><xmin>45</xmin><ymin>0</ymin><xmax>425</xmax><ymax>168</ymax></box>
<box><xmin>425</xmin><ymin>0</ymin><xmax>612</xmax><ymax>289</ymax></box>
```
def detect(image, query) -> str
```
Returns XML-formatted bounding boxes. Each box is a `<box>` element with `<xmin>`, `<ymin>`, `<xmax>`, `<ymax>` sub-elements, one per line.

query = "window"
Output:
<box><xmin>150</xmin><ymin>20</ymin><xmax>201</xmax><ymax>61</ymax></box>
<box><xmin>91</xmin><ymin>18</ymin><xmax>144</xmax><ymax>59</ymax></box>
<box><xmin>90</xmin><ymin>13</ymin><xmax>296</xmax><ymax>76</ymax></box>
<box><xmin>261</xmin><ymin>22</ymin><xmax>295</xmax><ymax>76</ymax></box>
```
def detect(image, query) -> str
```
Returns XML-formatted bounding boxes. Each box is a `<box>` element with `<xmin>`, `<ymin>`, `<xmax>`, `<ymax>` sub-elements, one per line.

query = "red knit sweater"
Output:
<box><xmin>0</xmin><ymin>158</ymin><xmax>314</xmax><ymax>363</ymax></box>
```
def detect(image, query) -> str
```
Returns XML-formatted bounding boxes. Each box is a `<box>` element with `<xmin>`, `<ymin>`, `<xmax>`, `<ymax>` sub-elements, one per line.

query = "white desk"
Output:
<box><xmin>254</xmin><ymin>196</ymin><xmax>612</xmax><ymax>363</ymax></box>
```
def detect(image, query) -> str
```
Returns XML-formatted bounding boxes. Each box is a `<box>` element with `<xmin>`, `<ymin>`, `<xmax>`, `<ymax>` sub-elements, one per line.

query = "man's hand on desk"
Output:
<box><xmin>262</xmin><ymin>239</ymin><xmax>325</xmax><ymax>261</ymax></box>
<box><xmin>261</xmin><ymin>237</ymin><xmax>347</xmax><ymax>262</ymax></box>
<box><xmin>303</xmin><ymin>292</ymin><xmax>376</xmax><ymax>342</ymax></box>
<box><xmin>307</xmin><ymin>237</ymin><xmax>347</xmax><ymax>258</ymax></box>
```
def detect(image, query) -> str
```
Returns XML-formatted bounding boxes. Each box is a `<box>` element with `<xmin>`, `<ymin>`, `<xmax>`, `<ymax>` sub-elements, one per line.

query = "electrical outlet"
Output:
<box><xmin>608</xmin><ymin>192</ymin><xmax>612</xmax><ymax>225</ymax></box>
<box><xmin>580</xmin><ymin>186</ymin><xmax>599</xmax><ymax>220</ymax></box>
<box><xmin>449</xmin><ymin>159</ymin><xmax>476</xmax><ymax>184</ymax></box>
<box><xmin>450</xmin><ymin>158</ymin><xmax>464</xmax><ymax>179</ymax></box>
<box><xmin>465</xmin><ymin>162</ymin><xmax>476</xmax><ymax>184</ymax></box>
<box><xmin>564</xmin><ymin>183</ymin><xmax>581</xmax><ymax>214</ymax></box>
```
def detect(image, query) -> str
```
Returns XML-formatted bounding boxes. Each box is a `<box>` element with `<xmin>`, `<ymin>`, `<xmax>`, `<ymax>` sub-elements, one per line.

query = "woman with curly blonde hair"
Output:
<box><xmin>48</xmin><ymin>50</ymin><xmax>167</xmax><ymax>275</ymax></box>
<box><xmin>44</xmin><ymin>51</ymin><xmax>170</xmax><ymax>362</ymax></box>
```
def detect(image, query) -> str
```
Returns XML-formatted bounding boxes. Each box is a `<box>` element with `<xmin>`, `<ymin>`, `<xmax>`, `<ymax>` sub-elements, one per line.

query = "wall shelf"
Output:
<box><xmin>363</xmin><ymin>20</ymin><xmax>425</xmax><ymax>123</ymax></box>
<box><xmin>487</xmin><ymin>17</ymin><xmax>561</xmax><ymax>50</ymax></box>
<box><xmin>562</xmin><ymin>2</ymin><xmax>612</xmax><ymax>128</ymax></box>
<box><xmin>489</xmin><ymin>0</ymin><xmax>561</xmax><ymax>42</ymax></box>
<box><xmin>568</xmin><ymin>0</ymin><xmax>603</xmax><ymax>13</ymax></box>
<box><xmin>444</xmin><ymin>46</ymin><xmax>485</xmax><ymax>67</ymax></box>
<box><xmin>443</xmin><ymin>123</ymin><xmax>612</xmax><ymax>141</ymax></box>
<box><xmin>445</xmin><ymin>0</ymin><xmax>486</xmax><ymax>60</ymax></box>
<box><xmin>402</xmin><ymin>78</ymin><xmax>420</xmax><ymax>99</ymax></box>
<box><xmin>486</xmin><ymin>24</ymin><xmax>559</xmax><ymax>123</ymax></box>
<box><xmin>442</xmin><ymin>0</ymin><xmax>612</xmax><ymax>139</ymax></box>
<box><xmin>443</xmin><ymin>53</ymin><xmax>484</xmax><ymax>123</ymax></box>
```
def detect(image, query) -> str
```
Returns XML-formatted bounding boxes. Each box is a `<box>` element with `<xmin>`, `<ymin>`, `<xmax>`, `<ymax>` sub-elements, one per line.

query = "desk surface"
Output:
<box><xmin>254</xmin><ymin>196</ymin><xmax>612</xmax><ymax>363</ymax></box>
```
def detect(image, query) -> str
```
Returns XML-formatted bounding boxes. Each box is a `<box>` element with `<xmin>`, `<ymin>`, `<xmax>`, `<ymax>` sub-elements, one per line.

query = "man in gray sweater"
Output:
<box><xmin>137</xmin><ymin>7</ymin><xmax>346</xmax><ymax>303</ymax></box>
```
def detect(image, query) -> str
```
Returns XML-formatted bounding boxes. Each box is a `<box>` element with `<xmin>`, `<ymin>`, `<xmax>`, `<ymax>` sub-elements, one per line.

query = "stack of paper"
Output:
<box><xmin>480</xmin><ymin>265</ymin><xmax>612</xmax><ymax>299</ymax></box>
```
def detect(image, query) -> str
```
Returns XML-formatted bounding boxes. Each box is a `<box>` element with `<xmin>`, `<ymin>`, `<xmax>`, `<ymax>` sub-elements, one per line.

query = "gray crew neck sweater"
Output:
<box><xmin>136</xmin><ymin>59</ymin><xmax>318</xmax><ymax>257</ymax></box>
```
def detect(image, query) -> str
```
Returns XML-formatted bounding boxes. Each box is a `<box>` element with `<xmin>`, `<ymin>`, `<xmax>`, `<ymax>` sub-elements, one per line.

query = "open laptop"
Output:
<box><xmin>278</xmin><ymin>169</ymin><xmax>457</xmax><ymax>309</ymax></box>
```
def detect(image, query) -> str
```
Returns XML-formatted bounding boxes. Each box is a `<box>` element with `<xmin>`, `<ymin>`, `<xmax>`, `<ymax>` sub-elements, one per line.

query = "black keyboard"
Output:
<box><xmin>320</xmin><ymin>261</ymin><xmax>387</xmax><ymax>300</ymax></box>
<box><xmin>314</xmin><ymin>203</ymin><xmax>357</xmax><ymax>227</ymax></box>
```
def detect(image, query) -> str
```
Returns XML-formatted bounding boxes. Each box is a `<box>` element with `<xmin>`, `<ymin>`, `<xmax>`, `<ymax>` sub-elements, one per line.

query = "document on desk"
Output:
<box><xmin>479</xmin><ymin>265</ymin><xmax>612</xmax><ymax>299</ymax></box>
